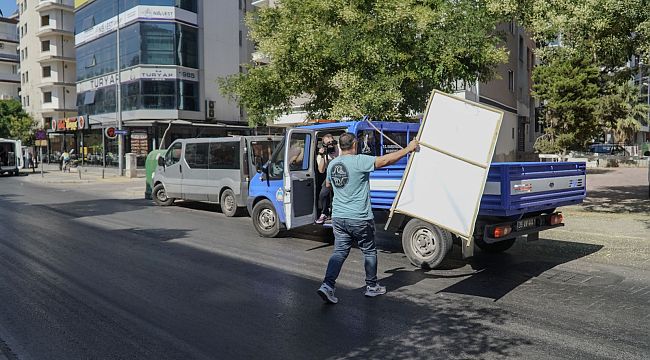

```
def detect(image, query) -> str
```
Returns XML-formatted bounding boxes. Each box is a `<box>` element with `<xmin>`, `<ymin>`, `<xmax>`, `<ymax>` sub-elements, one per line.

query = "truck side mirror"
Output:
<box><xmin>157</xmin><ymin>156</ymin><xmax>165</xmax><ymax>167</ymax></box>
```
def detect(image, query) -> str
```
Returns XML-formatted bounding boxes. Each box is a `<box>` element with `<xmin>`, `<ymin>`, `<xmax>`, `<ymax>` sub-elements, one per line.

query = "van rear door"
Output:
<box><xmin>284</xmin><ymin>129</ymin><xmax>316</xmax><ymax>229</ymax></box>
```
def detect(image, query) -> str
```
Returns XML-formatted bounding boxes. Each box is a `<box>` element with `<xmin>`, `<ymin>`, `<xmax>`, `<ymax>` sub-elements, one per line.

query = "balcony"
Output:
<box><xmin>38</xmin><ymin>54</ymin><xmax>76</xmax><ymax>63</ymax></box>
<box><xmin>35</xmin><ymin>0</ymin><xmax>74</xmax><ymax>12</ymax></box>
<box><xmin>0</xmin><ymin>53</ymin><xmax>20</xmax><ymax>63</ymax></box>
<box><xmin>37</xmin><ymin>27</ymin><xmax>74</xmax><ymax>38</ymax></box>
<box><xmin>41</xmin><ymin>102</ymin><xmax>77</xmax><ymax>113</ymax></box>
<box><xmin>37</xmin><ymin>80</ymin><xmax>76</xmax><ymax>88</ymax></box>
<box><xmin>0</xmin><ymin>73</ymin><xmax>20</xmax><ymax>83</ymax></box>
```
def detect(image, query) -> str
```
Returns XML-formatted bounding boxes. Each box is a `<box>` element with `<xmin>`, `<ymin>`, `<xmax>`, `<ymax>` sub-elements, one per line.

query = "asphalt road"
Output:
<box><xmin>0</xmin><ymin>174</ymin><xmax>648</xmax><ymax>359</ymax></box>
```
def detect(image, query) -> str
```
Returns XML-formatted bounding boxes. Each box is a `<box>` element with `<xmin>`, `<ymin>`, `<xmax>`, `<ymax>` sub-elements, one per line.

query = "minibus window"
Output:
<box><xmin>209</xmin><ymin>142</ymin><xmax>240</xmax><ymax>169</ymax></box>
<box><xmin>267</xmin><ymin>141</ymin><xmax>285</xmax><ymax>179</ymax></box>
<box><xmin>185</xmin><ymin>142</ymin><xmax>209</xmax><ymax>169</ymax></box>
<box><xmin>165</xmin><ymin>142</ymin><xmax>182</xmax><ymax>166</ymax></box>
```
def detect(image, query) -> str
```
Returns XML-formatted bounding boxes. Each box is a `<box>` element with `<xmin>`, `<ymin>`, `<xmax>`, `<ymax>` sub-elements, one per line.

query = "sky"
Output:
<box><xmin>0</xmin><ymin>1</ymin><xmax>17</xmax><ymax>18</ymax></box>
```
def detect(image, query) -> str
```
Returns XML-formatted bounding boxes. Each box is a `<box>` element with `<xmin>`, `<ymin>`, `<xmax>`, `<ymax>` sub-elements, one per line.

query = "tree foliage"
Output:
<box><xmin>221</xmin><ymin>0</ymin><xmax>510</xmax><ymax>125</ymax></box>
<box><xmin>0</xmin><ymin>100</ymin><xmax>36</xmax><ymax>144</ymax></box>
<box><xmin>502</xmin><ymin>0</ymin><xmax>650</xmax><ymax>152</ymax></box>
<box><xmin>532</xmin><ymin>51</ymin><xmax>601</xmax><ymax>153</ymax></box>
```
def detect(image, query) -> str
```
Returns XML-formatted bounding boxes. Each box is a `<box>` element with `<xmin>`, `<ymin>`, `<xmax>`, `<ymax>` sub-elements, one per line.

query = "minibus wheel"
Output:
<box><xmin>252</xmin><ymin>199</ymin><xmax>280</xmax><ymax>237</ymax></box>
<box><xmin>152</xmin><ymin>183</ymin><xmax>174</xmax><ymax>206</ymax></box>
<box><xmin>402</xmin><ymin>219</ymin><xmax>451</xmax><ymax>269</ymax></box>
<box><xmin>220</xmin><ymin>189</ymin><xmax>238</xmax><ymax>217</ymax></box>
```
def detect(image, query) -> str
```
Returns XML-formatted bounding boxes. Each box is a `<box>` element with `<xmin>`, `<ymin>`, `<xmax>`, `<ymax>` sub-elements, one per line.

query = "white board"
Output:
<box><xmin>390</xmin><ymin>91</ymin><xmax>503</xmax><ymax>241</ymax></box>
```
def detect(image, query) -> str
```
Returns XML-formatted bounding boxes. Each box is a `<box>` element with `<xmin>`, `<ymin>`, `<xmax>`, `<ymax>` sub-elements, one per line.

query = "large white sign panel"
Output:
<box><xmin>390</xmin><ymin>90</ymin><xmax>503</xmax><ymax>241</ymax></box>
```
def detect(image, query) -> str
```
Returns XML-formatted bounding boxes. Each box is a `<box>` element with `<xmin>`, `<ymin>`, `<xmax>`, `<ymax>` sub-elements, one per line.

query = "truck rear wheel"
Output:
<box><xmin>152</xmin><ymin>183</ymin><xmax>175</xmax><ymax>206</ymax></box>
<box><xmin>402</xmin><ymin>219</ymin><xmax>452</xmax><ymax>269</ymax></box>
<box><xmin>475</xmin><ymin>237</ymin><xmax>516</xmax><ymax>253</ymax></box>
<box><xmin>252</xmin><ymin>199</ymin><xmax>280</xmax><ymax>238</ymax></box>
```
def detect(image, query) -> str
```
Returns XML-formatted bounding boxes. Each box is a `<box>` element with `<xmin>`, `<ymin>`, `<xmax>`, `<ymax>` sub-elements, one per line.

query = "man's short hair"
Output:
<box><xmin>338</xmin><ymin>132</ymin><xmax>356</xmax><ymax>151</ymax></box>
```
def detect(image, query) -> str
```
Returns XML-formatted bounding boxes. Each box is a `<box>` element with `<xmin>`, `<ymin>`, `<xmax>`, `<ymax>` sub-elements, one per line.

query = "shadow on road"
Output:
<box><xmin>581</xmin><ymin>185</ymin><xmax>650</xmax><ymax>213</ymax></box>
<box><xmin>437</xmin><ymin>238</ymin><xmax>603</xmax><ymax>301</ymax></box>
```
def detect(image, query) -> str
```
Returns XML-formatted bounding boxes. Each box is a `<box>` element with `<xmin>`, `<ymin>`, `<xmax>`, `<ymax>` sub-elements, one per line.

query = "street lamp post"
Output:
<box><xmin>116</xmin><ymin>5</ymin><xmax>124</xmax><ymax>176</ymax></box>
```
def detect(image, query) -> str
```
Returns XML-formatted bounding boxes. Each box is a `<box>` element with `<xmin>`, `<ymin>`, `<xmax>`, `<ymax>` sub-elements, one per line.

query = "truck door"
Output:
<box><xmin>284</xmin><ymin>129</ymin><xmax>316</xmax><ymax>229</ymax></box>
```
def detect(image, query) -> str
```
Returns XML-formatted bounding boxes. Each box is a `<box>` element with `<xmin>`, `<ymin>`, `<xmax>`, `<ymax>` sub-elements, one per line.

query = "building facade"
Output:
<box><xmin>0</xmin><ymin>16</ymin><xmax>20</xmax><ymax>101</ymax></box>
<box><xmin>72</xmin><ymin>0</ymin><xmax>252</xmax><ymax>165</ymax></box>
<box><xmin>455</xmin><ymin>23</ymin><xmax>540</xmax><ymax>162</ymax></box>
<box><xmin>16</xmin><ymin>0</ymin><xmax>77</xmax><ymax>155</ymax></box>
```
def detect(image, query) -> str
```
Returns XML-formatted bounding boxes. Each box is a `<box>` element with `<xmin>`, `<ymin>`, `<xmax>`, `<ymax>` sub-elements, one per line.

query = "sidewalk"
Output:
<box><xmin>20</xmin><ymin>163</ymin><xmax>145</xmax><ymax>184</ymax></box>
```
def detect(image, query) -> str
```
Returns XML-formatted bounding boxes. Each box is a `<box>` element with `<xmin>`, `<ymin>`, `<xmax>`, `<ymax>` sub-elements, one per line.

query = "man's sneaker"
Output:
<box><xmin>317</xmin><ymin>283</ymin><xmax>338</xmax><ymax>304</ymax></box>
<box><xmin>315</xmin><ymin>214</ymin><xmax>327</xmax><ymax>224</ymax></box>
<box><xmin>364</xmin><ymin>284</ymin><xmax>387</xmax><ymax>297</ymax></box>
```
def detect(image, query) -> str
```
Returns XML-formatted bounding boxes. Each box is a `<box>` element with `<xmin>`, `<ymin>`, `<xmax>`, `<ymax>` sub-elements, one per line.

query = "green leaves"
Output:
<box><xmin>0</xmin><ymin>100</ymin><xmax>36</xmax><ymax>144</ymax></box>
<box><xmin>221</xmin><ymin>0</ymin><xmax>509</xmax><ymax>126</ymax></box>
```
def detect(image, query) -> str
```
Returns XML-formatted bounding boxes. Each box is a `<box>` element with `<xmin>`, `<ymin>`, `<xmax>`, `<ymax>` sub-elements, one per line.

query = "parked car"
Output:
<box><xmin>151</xmin><ymin>136</ymin><xmax>282</xmax><ymax>216</ymax></box>
<box><xmin>588</xmin><ymin>143</ymin><xmax>628</xmax><ymax>156</ymax></box>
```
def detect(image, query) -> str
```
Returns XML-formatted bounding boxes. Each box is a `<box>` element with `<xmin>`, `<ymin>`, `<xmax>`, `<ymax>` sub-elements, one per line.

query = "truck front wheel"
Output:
<box><xmin>475</xmin><ymin>237</ymin><xmax>516</xmax><ymax>253</ymax></box>
<box><xmin>252</xmin><ymin>199</ymin><xmax>280</xmax><ymax>238</ymax></box>
<box><xmin>402</xmin><ymin>219</ymin><xmax>452</xmax><ymax>269</ymax></box>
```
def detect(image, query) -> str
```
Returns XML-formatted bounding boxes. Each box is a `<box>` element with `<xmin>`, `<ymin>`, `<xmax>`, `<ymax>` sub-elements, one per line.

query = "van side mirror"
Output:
<box><xmin>157</xmin><ymin>156</ymin><xmax>165</xmax><ymax>167</ymax></box>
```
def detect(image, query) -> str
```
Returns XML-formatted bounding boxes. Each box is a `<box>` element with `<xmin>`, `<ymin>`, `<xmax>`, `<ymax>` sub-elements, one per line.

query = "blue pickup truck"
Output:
<box><xmin>247</xmin><ymin>121</ymin><xmax>586</xmax><ymax>268</ymax></box>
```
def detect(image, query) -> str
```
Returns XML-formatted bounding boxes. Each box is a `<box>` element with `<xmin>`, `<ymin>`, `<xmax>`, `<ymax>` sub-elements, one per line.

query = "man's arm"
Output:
<box><xmin>317</xmin><ymin>154</ymin><xmax>327</xmax><ymax>173</ymax></box>
<box><xmin>375</xmin><ymin>140</ymin><xmax>419</xmax><ymax>169</ymax></box>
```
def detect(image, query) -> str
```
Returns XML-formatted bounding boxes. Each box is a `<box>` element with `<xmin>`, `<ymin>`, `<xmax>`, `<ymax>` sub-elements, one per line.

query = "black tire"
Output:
<box><xmin>401</xmin><ymin>219</ymin><xmax>451</xmax><ymax>269</ymax></box>
<box><xmin>475</xmin><ymin>237</ymin><xmax>516</xmax><ymax>253</ymax></box>
<box><xmin>220</xmin><ymin>189</ymin><xmax>239</xmax><ymax>217</ymax></box>
<box><xmin>152</xmin><ymin>183</ymin><xmax>174</xmax><ymax>206</ymax></box>
<box><xmin>252</xmin><ymin>199</ymin><xmax>280</xmax><ymax>237</ymax></box>
<box><xmin>13</xmin><ymin>170</ymin><xmax>19</xmax><ymax>176</ymax></box>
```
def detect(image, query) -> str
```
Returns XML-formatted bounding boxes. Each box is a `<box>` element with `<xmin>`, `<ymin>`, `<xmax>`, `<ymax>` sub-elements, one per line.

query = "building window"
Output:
<box><xmin>44</xmin><ymin>117</ymin><xmax>52</xmax><ymax>125</ymax></box>
<box><xmin>41</xmin><ymin>40</ymin><xmax>51</xmax><ymax>52</ymax></box>
<box><xmin>508</xmin><ymin>70</ymin><xmax>514</xmax><ymax>92</ymax></box>
<box><xmin>26</xmin><ymin>95</ymin><xmax>30</xmax><ymax>106</ymax></box>
<box><xmin>239</xmin><ymin>30</ymin><xmax>242</xmax><ymax>47</ymax></box>
<box><xmin>178</xmin><ymin>80</ymin><xmax>199</xmax><ymax>111</ymax></box>
<box><xmin>41</xmin><ymin>15</ymin><xmax>50</xmax><ymax>27</ymax></box>
<box><xmin>76</xmin><ymin>32</ymin><xmax>116</xmax><ymax>81</ymax></box>
<box><xmin>42</xmin><ymin>66</ymin><xmax>52</xmax><ymax>78</ymax></box>
<box><xmin>24</xmin><ymin>47</ymin><xmax>27</xmax><ymax>59</ymax></box>
<box><xmin>142</xmin><ymin>80</ymin><xmax>176</xmax><ymax>109</ymax></box>
<box><xmin>519</xmin><ymin>36</ymin><xmax>524</xmax><ymax>62</ymax></box>
<box><xmin>25</xmin><ymin>71</ymin><xmax>28</xmax><ymax>83</ymax></box>
<box><xmin>43</xmin><ymin>92</ymin><xmax>52</xmax><ymax>103</ymax></box>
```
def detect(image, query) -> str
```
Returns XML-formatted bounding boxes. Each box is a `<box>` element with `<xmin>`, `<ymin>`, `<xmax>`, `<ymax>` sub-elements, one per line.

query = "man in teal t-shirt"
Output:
<box><xmin>317</xmin><ymin>132</ymin><xmax>419</xmax><ymax>304</ymax></box>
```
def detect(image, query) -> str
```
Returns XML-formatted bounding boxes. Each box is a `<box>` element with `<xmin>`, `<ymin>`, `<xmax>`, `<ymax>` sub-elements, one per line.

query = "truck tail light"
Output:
<box><xmin>493</xmin><ymin>225</ymin><xmax>512</xmax><ymax>238</ymax></box>
<box><xmin>550</xmin><ymin>213</ymin><xmax>564</xmax><ymax>225</ymax></box>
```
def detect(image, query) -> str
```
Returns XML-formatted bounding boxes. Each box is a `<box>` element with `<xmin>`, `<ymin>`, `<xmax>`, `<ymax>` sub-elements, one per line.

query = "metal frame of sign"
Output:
<box><xmin>388</xmin><ymin>90</ymin><xmax>503</xmax><ymax>251</ymax></box>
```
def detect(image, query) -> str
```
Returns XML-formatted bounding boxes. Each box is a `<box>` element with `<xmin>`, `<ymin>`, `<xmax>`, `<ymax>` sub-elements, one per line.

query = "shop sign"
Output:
<box><xmin>35</xmin><ymin>130</ymin><xmax>47</xmax><ymax>140</ymax></box>
<box><xmin>51</xmin><ymin>116</ymin><xmax>87</xmax><ymax>132</ymax></box>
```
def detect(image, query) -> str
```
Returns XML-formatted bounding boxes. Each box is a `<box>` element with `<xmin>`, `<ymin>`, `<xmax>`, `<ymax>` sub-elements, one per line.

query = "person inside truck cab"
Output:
<box><xmin>316</xmin><ymin>134</ymin><xmax>339</xmax><ymax>224</ymax></box>
<box><xmin>288</xmin><ymin>139</ymin><xmax>304</xmax><ymax>170</ymax></box>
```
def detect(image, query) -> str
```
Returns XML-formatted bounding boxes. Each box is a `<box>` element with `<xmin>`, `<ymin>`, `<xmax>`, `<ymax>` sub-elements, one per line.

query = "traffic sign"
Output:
<box><xmin>35</xmin><ymin>129</ymin><xmax>47</xmax><ymax>140</ymax></box>
<box><xmin>115</xmin><ymin>129</ymin><xmax>129</xmax><ymax>135</ymax></box>
<box><xmin>105</xmin><ymin>127</ymin><xmax>117</xmax><ymax>139</ymax></box>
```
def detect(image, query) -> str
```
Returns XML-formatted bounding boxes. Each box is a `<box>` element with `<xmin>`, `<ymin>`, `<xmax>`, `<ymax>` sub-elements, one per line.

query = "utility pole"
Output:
<box><xmin>116</xmin><ymin>6</ymin><xmax>124</xmax><ymax>176</ymax></box>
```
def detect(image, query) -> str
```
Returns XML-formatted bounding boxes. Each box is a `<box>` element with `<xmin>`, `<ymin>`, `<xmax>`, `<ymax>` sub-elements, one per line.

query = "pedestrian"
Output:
<box><xmin>316</xmin><ymin>134</ymin><xmax>339</xmax><ymax>224</ymax></box>
<box><xmin>317</xmin><ymin>132</ymin><xmax>419</xmax><ymax>304</ymax></box>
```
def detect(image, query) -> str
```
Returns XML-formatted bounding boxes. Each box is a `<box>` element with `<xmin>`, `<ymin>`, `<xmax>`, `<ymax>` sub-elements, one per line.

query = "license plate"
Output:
<box><xmin>516</xmin><ymin>218</ymin><xmax>537</xmax><ymax>231</ymax></box>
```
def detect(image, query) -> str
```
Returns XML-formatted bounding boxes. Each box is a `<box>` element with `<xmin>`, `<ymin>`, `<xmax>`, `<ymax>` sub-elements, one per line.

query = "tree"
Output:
<box><xmin>597</xmin><ymin>81</ymin><xmax>649</xmax><ymax>144</ymax></box>
<box><xmin>0</xmin><ymin>99</ymin><xmax>36</xmax><ymax>144</ymax></box>
<box><xmin>532</xmin><ymin>51</ymin><xmax>601</xmax><ymax>153</ymax></box>
<box><xmin>221</xmin><ymin>0</ymin><xmax>510</xmax><ymax>125</ymax></box>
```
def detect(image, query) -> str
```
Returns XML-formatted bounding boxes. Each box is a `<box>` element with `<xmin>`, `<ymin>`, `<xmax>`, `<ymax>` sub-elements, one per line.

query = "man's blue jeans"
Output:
<box><xmin>323</xmin><ymin>218</ymin><xmax>377</xmax><ymax>288</ymax></box>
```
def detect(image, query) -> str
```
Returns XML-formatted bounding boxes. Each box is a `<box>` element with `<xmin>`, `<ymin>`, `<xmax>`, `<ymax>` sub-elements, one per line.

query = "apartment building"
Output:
<box><xmin>16</xmin><ymin>0</ymin><xmax>77</xmax><ymax>140</ymax></box>
<box><xmin>457</xmin><ymin>23</ymin><xmax>541</xmax><ymax>161</ymax></box>
<box><xmin>0</xmin><ymin>16</ymin><xmax>20</xmax><ymax>101</ymax></box>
